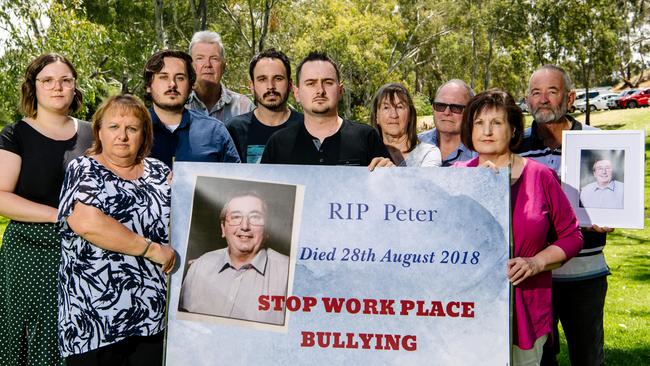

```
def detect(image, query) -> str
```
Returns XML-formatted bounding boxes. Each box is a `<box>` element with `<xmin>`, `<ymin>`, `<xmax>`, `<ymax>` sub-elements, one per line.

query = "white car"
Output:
<box><xmin>575</xmin><ymin>93</ymin><xmax>619</xmax><ymax>112</ymax></box>
<box><xmin>607</xmin><ymin>89</ymin><xmax>639</xmax><ymax>109</ymax></box>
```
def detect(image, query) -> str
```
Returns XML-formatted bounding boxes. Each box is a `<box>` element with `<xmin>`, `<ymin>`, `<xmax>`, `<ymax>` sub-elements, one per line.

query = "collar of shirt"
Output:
<box><xmin>592</xmin><ymin>180</ymin><xmax>617</xmax><ymax>192</ymax></box>
<box><xmin>218</xmin><ymin>247</ymin><xmax>268</xmax><ymax>275</ymax></box>
<box><xmin>427</xmin><ymin>129</ymin><xmax>474</xmax><ymax>165</ymax></box>
<box><xmin>150</xmin><ymin>107</ymin><xmax>191</xmax><ymax>131</ymax></box>
<box><xmin>188</xmin><ymin>83</ymin><xmax>233</xmax><ymax>114</ymax></box>
<box><xmin>528</xmin><ymin>114</ymin><xmax>583</xmax><ymax>151</ymax></box>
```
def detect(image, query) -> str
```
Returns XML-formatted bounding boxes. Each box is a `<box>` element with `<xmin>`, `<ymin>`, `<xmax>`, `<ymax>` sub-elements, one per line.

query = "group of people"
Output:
<box><xmin>0</xmin><ymin>28</ymin><xmax>609</xmax><ymax>366</ymax></box>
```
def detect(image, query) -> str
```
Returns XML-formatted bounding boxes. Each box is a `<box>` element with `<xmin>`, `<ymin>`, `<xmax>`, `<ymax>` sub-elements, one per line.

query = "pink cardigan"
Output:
<box><xmin>455</xmin><ymin>157</ymin><xmax>583</xmax><ymax>349</ymax></box>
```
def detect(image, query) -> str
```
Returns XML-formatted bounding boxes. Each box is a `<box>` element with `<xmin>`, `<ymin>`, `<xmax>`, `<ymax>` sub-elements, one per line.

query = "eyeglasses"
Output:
<box><xmin>432</xmin><ymin>102</ymin><xmax>465</xmax><ymax>114</ymax></box>
<box><xmin>36</xmin><ymin>77</ymin><xmax>76</xmax><ymax>90</ymax></box>
<box><xmin>225</xmin><ymin>212</ymin><xmax>265</xmax><ymax>226</ymax></box>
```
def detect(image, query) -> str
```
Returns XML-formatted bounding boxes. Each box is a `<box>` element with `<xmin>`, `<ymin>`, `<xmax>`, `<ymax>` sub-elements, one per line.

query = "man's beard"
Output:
<box><xmin>531</xmin><ymin>93</ymin><xmax>568</xmax><ymax>124</ymax></box>
<box><xmin>309</xmin><ymin>105</ymin><xmax>333</xmax><ymax>115</ymax></box>
<box><xmin>153</xmin><ymin>90</ymin><xmax>186</xmax><ymax>112</ymax></box>
<box><xmin>254</xmin><ymin>90</ymin><xmax>289</xmax><ymax>112</ymax></box>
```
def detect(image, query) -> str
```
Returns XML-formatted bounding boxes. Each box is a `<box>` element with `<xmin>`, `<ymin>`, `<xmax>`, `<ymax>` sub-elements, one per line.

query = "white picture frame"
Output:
<box><xmin>561</xmin><ymin>130</ymin><xmax>645</xmax><ymax>229</ymax></box>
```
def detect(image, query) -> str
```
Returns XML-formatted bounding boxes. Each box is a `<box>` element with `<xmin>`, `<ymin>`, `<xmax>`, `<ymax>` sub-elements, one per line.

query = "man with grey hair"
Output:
<box><xmin>180</xmin><ymin>192</ymin><xmax>289</xmax><ymax>325</ymax></box>
<box><xmin>418</xmin><ymin>79</ymin><xmax>477</xmax><ymax>166</ymax></box>
<box><xmin>186</xmin><ymin>31</ymin><xmax>254</xmax><ymax>122</ymax></box>
<box><xmin>515</xmin><ymin>64</ymin><xmax>611</xmax><ymax>366</ymax></box>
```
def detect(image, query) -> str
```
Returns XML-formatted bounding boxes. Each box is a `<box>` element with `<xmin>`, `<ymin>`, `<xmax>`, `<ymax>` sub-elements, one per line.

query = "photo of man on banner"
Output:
<box><xmin>177</xmin><ymin>177</ymin><xmax>301</xmax><ymax>326</ymax></box>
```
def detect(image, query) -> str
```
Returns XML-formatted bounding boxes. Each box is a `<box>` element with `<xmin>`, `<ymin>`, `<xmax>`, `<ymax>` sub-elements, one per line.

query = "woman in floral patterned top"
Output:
<box><xmin>57</xmin><ymin>94</ymin><xmax>176</xmax><ymax>366</ymax></box>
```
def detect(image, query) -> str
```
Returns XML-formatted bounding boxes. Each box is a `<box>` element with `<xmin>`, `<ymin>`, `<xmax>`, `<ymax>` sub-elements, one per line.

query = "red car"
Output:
<box><xmin>618</xmin><ymin>88</ymin><xmax>650</xmax><ymax>108</ymax></box>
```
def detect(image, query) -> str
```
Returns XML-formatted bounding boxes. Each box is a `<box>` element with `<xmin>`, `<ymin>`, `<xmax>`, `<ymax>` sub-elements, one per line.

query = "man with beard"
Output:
<box><xmin>144</xmin><ymin>50</ymin><xmax>240</xmax><ymax>168</ymax></box>
<box><xmin>186</xmin><ymin>31</ymin><xmax>254</xmax><ymax>122</ymax></box>
<box><xmin>260</xmin><ymin>51</ymin><xmax>392</xmax><ymax>169</ymax></box>
<box><xmin>515</xmin><ymin>65</ymin><xmax>611</xmax><ymax>366</ymax></box>
<box><xmin>418</xmin><ymin>79</ymin><xmax>477</xmax><ymax>166</ymax></box>
<box><xmin>225</xmin><ymin>49</ymin><xmax>304</xmax><ymax>163</ymax></box>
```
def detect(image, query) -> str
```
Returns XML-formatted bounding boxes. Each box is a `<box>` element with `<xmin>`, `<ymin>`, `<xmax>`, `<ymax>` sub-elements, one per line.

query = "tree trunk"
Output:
<box><xmin>483</xmin><ymin>33</ymin><xmax>494</xmax><ymax>90</ymax></box>
<box><xmin>154</xmin><ymin>0</ymin><xmax>168</xmax><ymax>47</ymax></box>
<box><xmin>470</xmin><ymin>27</ymin><xmax>477</xmax><ymax>90</ymax></box>
<box><xmin>189</xmin><ymin>0</ymin><xmax>207</xmax><ymax>32</ymax></box>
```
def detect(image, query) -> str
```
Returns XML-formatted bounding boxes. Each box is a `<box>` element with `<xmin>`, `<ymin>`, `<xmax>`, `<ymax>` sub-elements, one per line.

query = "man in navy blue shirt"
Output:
<box><xmin>144</xmin><ymin>50</ymin><xmax>240</xmax><ymax>168</ymax></box>
<box><xmin>226</xmin><ymin>48</ymin><xmax>303</xmax><ymax>163</ymax></box>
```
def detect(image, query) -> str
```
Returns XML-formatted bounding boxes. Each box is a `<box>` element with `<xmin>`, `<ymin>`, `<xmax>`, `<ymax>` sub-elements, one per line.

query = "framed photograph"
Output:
<box><xmin>561</xmin><ymin>130</ymin><xmax>645</xmax><ymax>229</ymax></box>
<box><xmin>176</xmin><ymin>176</ymin><xmax>304</xmax><ymax>329</ymax></box>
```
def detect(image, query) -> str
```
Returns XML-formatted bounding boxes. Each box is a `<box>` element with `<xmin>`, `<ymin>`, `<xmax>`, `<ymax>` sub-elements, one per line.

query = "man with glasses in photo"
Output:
<box><xmin>580</xmin><ymin>158</ymin><xmax>624</xmax><ymax>209</ymax></box>
<box><xmin>179</xmin><ymin>192</ymin><xmax>289</xmax><ymax>325</ymax></box>
<box><xmin>418</xmin><ymin>79</ymin><xmax>477</xmax><ymax>166</ymax></box>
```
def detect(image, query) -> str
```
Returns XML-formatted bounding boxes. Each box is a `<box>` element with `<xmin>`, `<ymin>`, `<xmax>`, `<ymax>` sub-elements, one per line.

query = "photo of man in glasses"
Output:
<box><xmin>418</xmin><ymin>79</ymin><xmax>477</xmax><ymax>166</ymax></box>
<box><xmin>580</xmin><ymin>154</ymin><xmax>625</xmax><ymax>209</ymax></box>
<box><xmin>179</xmin><ymin>191</ymin><xmax>289</xmax><ymax>325</ymax></box>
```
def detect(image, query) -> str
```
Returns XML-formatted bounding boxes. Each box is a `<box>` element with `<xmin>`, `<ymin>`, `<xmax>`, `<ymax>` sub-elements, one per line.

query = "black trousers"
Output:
<box><xmin>541</xmin><ymin>276</ymin><xmax>607</xmax><ymax>366</ymax></box>
<box><xmin>66</xmin><ymin>331</ymin><xmax>164</xmax><ymax>366</ymax></box>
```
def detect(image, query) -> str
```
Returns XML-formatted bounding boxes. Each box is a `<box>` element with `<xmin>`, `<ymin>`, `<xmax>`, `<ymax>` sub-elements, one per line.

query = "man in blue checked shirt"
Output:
<box><xmin>418</xmin><ymin>79</ymin><xmax>477</xmax><ymax>166</ymax></box>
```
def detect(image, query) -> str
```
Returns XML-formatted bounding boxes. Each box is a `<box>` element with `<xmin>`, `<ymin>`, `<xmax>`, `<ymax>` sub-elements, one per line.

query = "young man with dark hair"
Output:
<box><xmin>261</xmin><ymin>51</ymin><xmax>392</xmax><ymax>169</ymax></box>
<box><xmin>144</xmin><ymin>50</ymin><xmax>240</xmax><ymax>168</ymax></box>
<box><xmin>226</xmin><ymin>48</ymin><xmax>303</xmax><ymax>163</ymax></box>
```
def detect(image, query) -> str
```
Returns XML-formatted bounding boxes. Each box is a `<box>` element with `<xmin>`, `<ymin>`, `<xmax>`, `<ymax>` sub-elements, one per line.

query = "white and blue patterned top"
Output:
<box><xmin>56</xmin><ymin>156</ymin><xmax>171</xmax><ymax>356</ymax></box>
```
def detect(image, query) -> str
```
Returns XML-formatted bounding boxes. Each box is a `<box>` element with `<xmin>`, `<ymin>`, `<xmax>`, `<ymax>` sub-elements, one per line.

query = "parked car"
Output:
<box><xmin>574</xmin><ymin>93</ymin><xmax>619</xmax><ymax>112</ymax></box>
<box><xmin>571</xmin><ymin>90</ymin><xmax>604</xmax><ymax>112</ymax></box>
<box><xmin>517</xmin><ymin>99</ymin><xmax>529</xmax><ymax>113</ymax></box>
<box><xmin>617</xmin><ymin>88</ymin><xmax>650</xmax><ymax>108</ymax></box>
<box><xmin>608</xmin><ymin>89</ymin><xmax>639</xmax><ymax>109</ymax></box>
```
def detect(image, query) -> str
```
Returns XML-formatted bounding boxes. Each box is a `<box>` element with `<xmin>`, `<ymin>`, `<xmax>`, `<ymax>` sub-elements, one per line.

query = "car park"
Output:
<box><xmin>617</xmin><ymin>88</ymin><xmax>650</xmax><ymax>108</ymax></box>
<box><xmin>574</xmin><ymin>93</ymin><xmax>619</xmax><ymax>112</ymax></box>
<box><xmin>571</xmin><ymin>90</ymin><xmax>607</xmax><ymax>112</ymax></box>
<box><xmin>608</xmin><ymin>89</ymin><xmax>639</xmax><ymax>109</ymax></box>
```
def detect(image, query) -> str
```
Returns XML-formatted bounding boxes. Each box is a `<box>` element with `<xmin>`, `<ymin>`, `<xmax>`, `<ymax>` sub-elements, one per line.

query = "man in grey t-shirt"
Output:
<box><xmin>180</xmin><ymin>192</ymin><xmax>289</xmax><ymax>325</ymax></box>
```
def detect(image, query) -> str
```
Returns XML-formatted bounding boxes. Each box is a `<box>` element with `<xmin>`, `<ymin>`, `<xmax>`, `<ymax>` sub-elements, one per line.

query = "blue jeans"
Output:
<box><xmin>541</xmin><ymin>276</ymin><xmax>607</xmax><ymax>366</ymax></box>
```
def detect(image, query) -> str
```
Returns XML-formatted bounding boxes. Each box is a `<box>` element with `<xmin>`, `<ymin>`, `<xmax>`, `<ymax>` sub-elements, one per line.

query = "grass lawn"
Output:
<box><xmin>1</xmin><ymin>108</ymin><xmax>649</xmax><ymax>364</ymax></box>
<box><xmin>560</xmin><ymin>108</ymin><xmax>650</xmax><ymax>365</ymax></box>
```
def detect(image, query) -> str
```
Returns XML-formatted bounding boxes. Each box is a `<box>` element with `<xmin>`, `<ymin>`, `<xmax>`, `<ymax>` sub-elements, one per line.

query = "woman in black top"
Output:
<box><xmin>0</xmin><ymin>53</ymin><xmax>93</xmax><ymax>366</ymax></box>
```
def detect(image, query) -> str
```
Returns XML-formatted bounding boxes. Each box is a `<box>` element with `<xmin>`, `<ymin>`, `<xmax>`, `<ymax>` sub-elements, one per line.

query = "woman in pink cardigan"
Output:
<box><xmin>454</xmin><ymin>89</ymin><xmax>583</xmax><ymax>366</ymax></box>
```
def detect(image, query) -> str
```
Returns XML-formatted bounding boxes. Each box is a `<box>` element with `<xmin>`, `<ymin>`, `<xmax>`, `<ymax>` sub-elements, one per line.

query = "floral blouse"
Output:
<box><xmin>56</xmin><ymin>156</ymin><xmax>171</xmax><ymax>356</ymax></box>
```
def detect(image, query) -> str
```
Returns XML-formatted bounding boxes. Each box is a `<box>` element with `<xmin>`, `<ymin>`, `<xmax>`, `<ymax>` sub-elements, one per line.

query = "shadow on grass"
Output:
<box><xmin>599</xmin><ymin>123</ymin><xmax>627</xmax><ymax>130</ymax></box>
<box><xmin>604</xmin><ymin>344</ymin><xmax>650</xmax><ymax>365</ymax></box>
<box><xmin>609</xmin><ymin>253</ymin><xmax>650</xmax><ymax>282</ymax></box>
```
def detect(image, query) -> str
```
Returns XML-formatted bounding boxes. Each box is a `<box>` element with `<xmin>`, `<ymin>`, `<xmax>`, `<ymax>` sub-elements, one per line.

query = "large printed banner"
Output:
<box><xmin>166</xmin><ymin>163</ymin><xmax>511</xmax><ymax>365</ymax></box>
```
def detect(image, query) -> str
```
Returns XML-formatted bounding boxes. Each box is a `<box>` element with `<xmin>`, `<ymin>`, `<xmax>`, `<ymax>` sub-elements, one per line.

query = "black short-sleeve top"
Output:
<box><xmin>0</xmin><ymin>119</ymin><xmax>93</xmax><ymax>208</ymax></box>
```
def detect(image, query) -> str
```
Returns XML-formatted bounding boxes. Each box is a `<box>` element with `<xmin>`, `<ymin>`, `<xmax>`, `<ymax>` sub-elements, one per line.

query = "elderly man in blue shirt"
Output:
<box><xmin>580</xmin><ymin>158</ymin><xmax>624</xmax><ymax>209</ymax></box>
<box><xmin>418</xmin><ymin>79</ymin><xmax>477</xmax><ymax>166</ymax></box>
<box><xmin>144</xmin><ymin>50</ymin><xmax>240</xmax><ymax>168</ymax></box>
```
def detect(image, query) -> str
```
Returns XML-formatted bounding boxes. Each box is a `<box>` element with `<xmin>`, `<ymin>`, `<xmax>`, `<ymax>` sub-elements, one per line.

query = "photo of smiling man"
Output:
<box><xmin>579</xmin><ymin>150</ymin><xmax>625</xmax><ymax>209</ymax></box>
<box><xmin>179</xmin><ymin>184</ymin><xmax>297</xmax><ymax>326</ymax></box>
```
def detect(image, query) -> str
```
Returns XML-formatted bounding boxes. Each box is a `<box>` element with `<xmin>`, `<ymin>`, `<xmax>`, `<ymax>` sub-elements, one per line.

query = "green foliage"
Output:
<box><xmin>0</xmin><ymin>0</ymin><xmax>645</xmax><ymax>124</ymax></box>
<box><xmin>412</xmin><ymin>92</ymin><xmax>432</xmax><ymax>117</ymax></box>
